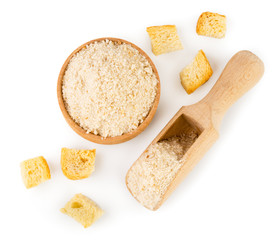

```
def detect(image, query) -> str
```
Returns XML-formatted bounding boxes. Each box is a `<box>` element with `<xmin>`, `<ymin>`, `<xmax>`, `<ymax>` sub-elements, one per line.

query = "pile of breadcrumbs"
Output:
<box><xmin>126</xmin><ymin>130</ymin><xmax>198</xmax><ymax>210</ymax></box>
<box><xmin>62</xmin><ymin>39</ymin><xmax>158</xmax><ymax>138</ymax></box>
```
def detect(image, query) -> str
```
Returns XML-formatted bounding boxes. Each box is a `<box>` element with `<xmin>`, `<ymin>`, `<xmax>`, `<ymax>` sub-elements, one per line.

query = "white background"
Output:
<box><xmin>1</xmin><ymin>0</ymin><xmax>278</xmax><ymax>239</ymax></box>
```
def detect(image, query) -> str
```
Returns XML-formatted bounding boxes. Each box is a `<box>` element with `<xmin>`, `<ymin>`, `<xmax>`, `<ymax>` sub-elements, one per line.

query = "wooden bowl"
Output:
<box><xmin>57</xmin><ymin>37</ymin><xmax>160</xmax><ymax>144</ymax></box>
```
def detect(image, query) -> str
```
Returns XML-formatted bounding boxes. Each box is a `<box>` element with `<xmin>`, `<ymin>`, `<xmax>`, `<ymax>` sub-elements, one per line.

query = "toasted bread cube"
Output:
<box><xmin>196</xmin><ymin>12</ymin><xmax>226</xmax><ymax>38</ymax></box>
<box><xmin>61</xmin><ymin>148</ymin><xmax>96</xmax><ymax>180</ymax></box>
<box><xmin>180</xmin><ymin>50</ymin><xmax>213</xmax><ymax>94</ymax></box>
<box><xmin>146</xmin><ymin>25</ymin><xmax>183</xmax><ymax>55</ymax></box>
<box><xmin>20</xmin><ymin>156</ymin><xmax>51</xmax><ymax>189</ymax></box>
<box><xmin>60</xmin><ymin>194</ymin><xmax>104</xmax><ymax>228</ymax></box>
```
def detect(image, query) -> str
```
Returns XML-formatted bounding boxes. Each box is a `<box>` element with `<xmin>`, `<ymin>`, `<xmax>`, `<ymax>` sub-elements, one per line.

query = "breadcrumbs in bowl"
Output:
<box><xmin>57</xmin><ymin>38</ymin><xmax>160</xmax><ymax>144</ymax></box>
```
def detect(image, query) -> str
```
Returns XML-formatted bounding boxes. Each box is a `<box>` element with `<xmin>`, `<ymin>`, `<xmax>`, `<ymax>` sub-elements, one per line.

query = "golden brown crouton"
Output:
<box><xmin>146</xmin><ymin>25</ymin><xmax>183</xmax><ymax>55</ymax></box>
<box><xmin>180</xmin><ymin>50</ymin><xmax>213</xmax><ymax>94</ymax></box>
<box><xmin>196</xmin><ymin>12</ymin><xmax>226</xmax><ymax>38</ymax></box>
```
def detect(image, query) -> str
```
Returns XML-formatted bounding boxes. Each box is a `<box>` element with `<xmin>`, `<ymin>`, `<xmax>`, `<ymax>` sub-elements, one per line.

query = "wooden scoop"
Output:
<box><xmin>126</xmin><ymin>50</ymin><xmax>264</xmax><ymax>210</ymax></box>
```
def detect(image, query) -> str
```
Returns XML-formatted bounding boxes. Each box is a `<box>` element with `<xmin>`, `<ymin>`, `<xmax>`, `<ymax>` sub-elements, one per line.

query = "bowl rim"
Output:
<box><xmin>57</xmin><ymin>37</ymin><xmax>161</xmax><ymax>144</ymax></box>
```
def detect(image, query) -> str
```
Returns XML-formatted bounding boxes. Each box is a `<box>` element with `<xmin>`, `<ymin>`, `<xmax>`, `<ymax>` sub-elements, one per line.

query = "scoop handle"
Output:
<box><xmin>202</xmin><ymin>50</ymin><xmax>264</xmax><ymax>128</ymax></box>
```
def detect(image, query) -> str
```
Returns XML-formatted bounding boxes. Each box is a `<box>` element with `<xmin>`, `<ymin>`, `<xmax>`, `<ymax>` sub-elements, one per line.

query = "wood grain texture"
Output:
<box><xmin>126</xmin><ymin>50</ymin><xmax>264</xmax><ymax>210</ymax></box>
<box><xmin>57</xmin><ymin>38</ymin><xmax>160</xmax><ymax>144</ymax></box>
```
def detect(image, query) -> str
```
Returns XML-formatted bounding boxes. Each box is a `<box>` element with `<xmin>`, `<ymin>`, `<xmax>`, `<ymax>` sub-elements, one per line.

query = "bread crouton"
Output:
<box><xmin>146</xmin><ymin>25</ymin><xmax>183</xmax><ymax>55</ymax></box>
<box><xmin>60</xmin><ymin>194</ymin><xmax>103</xmax><ymax>228</ymax></box>
<box><xmin>20</xmin><ymin>156</ymin><xmax>51</xmax><ymax>189</ymax></box>
<box><xmin>180</xmin><ymin>50</ymin><xmax>213</xmax><ymax>94</ymax></box>
<box><xmin>61</xmin><ymin>148</ymin><xmax>96</xmax><ymax>180</ymax></box>
<box><xmin>196</xmin><ymin>12</ymin><xmax>226</xmax><ymax>38</ymax></box>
